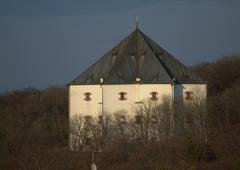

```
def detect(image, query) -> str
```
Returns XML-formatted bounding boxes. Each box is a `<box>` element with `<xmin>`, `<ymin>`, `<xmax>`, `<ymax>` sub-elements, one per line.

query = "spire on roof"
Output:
<box><xmin>135</xmin><ymin>16</ymin><xmax>139</xmax><ymax>29</ymax></box>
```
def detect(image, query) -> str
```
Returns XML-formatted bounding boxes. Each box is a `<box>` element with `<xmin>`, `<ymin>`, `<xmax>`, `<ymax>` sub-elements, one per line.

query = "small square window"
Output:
<box><xmin>85</xmin><ymin>137</ymin><xmax>91</xmax><ymax>145</ymax></box>
<box><xmin>98</xmin><ymin>116</ymin><xmax>103</xmax><ymax>124</ymax></box>
<box><xmin>150</xmin><ymin>92</ymin><xmax>158</xmax><ymax>100</ymax></box>
<box><xmin>185</xmin><ymin>91</ymin><xmax>194</xmax><ymax>100</ymax></box>
<box><xmin>119</xmin><ymin>92</ymin><xmax>127</xmax><ymax>100</ymax></box>
<box><xmin>84</xmin><ymin>115</ymin><xmax>92</xmax><ymax>122</ymax></box>
<box><xmin>120</xmin><ymin>115</ymin><xmax>126</xmax><ymax>124</ymax></box>
<box><xmin>84</xmin><ymin>92</ymin><xmax>92</xmax><ymax>101</ymax></box>
<box><xmin>135</xmin><ymin>115</ymin><xmax>142</xmax><ymax>124</ymax></box>
<box><xmin>151</xmin><ymin>115</ymin><xmax>157</xmax><ymax>124</ymax></box>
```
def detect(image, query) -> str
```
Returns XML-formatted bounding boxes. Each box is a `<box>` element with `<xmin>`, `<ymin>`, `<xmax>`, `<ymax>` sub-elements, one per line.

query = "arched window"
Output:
<box><xmin>150</xmin><ymin>91</ymin><xmax>158</xmax><ymax>100</ymax></box>
<box><xmin>119</xmin><ymin>92</ymin><xmax>127</xmax><ymax>100</ymax></box>
<box><xmin>185</xmin><ymin>91</ymin><xmax>194</xmax><ymax>100</ymax></box>
<box><xmin>84</xmin><ymin>92</ymin><xmax>92</xmax><ymax>101</ymax></box>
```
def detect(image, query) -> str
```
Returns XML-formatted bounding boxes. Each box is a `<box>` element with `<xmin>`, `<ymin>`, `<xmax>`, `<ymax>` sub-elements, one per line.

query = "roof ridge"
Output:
<box><xmin>105</xmin><ymin>29</ymin><xmax>139</xmax><ymax>81</ymax></box>
<box><xmin>138</xmin><ymin>29</ymin><xmax>173</xmax><ymax>82</ymax></box>
<box><xmin>142</xmin><ymin>32</ymin><xmax>205</xmax><ymax>83</ymax></box>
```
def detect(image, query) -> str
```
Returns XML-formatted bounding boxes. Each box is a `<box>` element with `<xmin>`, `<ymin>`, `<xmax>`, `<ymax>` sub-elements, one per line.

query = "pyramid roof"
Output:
<box><xmin>69</xmin><ymin>29</ymin><xmax>205</xmax><ymax>85</ymax></box>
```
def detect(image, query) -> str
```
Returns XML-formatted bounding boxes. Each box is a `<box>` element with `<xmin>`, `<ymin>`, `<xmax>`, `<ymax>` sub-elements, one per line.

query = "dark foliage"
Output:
<box><xmin>192</xmin><ymin>55</ymin><xmax>240</xmax><ymax>95</ymax></box>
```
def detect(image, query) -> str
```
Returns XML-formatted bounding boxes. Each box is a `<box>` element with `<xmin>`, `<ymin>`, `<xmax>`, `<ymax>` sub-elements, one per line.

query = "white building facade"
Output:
<box><xmin>69</xmin><ymin>83</ymin><xmax>206</xmax><ymax>118</ymax></box>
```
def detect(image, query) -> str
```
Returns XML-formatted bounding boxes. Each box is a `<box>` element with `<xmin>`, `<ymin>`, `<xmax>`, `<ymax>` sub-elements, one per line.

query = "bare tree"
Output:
<box><xmin>130</xmin><ymin>97</ymin><xmax>174</xmax><ymax>144</ymax></box>
<box><xmin>181</xmin><ymin>87</ymin><xmax>208</xmax><ymax>144</ymax></box>
<box><xmin>69</xmin><ymin>114</ymin><xmax>85</xmax><ymax>151</ymax></box>
<box><xmin>70</xmin><ymin>114</ymin><xmax>103</xmax><ymax>151</ymax></box>
<box><xmin>113</xmin><ymin>110</ymin><xmax>129</xmax><ymax>139</ymax></box>
<box><xmin>155</xmin><ymin>95</ymin><xmax>174</xmax><ymax>141</ymax></box>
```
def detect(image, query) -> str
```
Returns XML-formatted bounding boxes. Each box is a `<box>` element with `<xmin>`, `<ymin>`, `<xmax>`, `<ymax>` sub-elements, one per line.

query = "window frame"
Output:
<box><xmin>184</xmin><ymin>91</ymin><xmax>194</xmax><ymax>100</ymax></box>
<box><xmin>119</xmin><ymin>92</ymin><xmax>127</xmax><ymax>101</ymax></box>
<box><xmin>150</xmin><ymin>91</ymin><xmax>158</xmax><ymax>101</ymax></box>
<box><xmin>84</xmin><ymin>92</ymin><xmax>92</xmax><ymax>101</ymax></box>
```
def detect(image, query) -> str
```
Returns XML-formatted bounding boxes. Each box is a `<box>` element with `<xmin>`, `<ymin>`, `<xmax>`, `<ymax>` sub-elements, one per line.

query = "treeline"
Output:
<box><xmin>192</xmin><ymin>55</ymin><xmax>240</xmax><ymax>127</ymax></box>
<box><xmin>0</xmin><ymin>55</ymin><xmax>240</xmax><ymax>170</ymax></box>
<box><xmin>193</xmin><ymin>55</ymin><xmax>240</xmax><ymax>95</ymax></box>
<box><xmin>0</xmin><ymin>87</ymin><xmax>69</xmax><ymax>169</ymax></box>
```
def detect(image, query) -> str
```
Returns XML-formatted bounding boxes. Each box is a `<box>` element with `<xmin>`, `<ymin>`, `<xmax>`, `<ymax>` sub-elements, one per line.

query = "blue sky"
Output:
<box><xmin>0</xmin><ymin>0</ymin><xmax>240</xmax><ymax>92</ymax></box>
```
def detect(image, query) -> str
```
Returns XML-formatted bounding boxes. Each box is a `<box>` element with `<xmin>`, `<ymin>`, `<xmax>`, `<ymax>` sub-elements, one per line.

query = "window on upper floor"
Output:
<box><xmin>119</xmin><ymin>92</ymin><xmax>127</xmax><ymax>100</ymax></box>
<box><xmin>150</xmin><ymin>91</ymin><xmax>158</xmax><ymax>101</ymax></box>
<box><xmin>84</xmin><ymin>92</ymin><xmax>92</xmax><ymax>101</ymax></box>
<box><xmin>184</xmin><ymin>91</ymin><xmax>194</xmax><ymax>100</ymax></box>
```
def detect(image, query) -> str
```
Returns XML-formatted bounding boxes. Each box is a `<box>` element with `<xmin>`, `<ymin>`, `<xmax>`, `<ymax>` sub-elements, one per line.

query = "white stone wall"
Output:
<box><xmin>69</xmin><ymin>83</ymin><xmax>207</xmax><ymax>118</ymax></box>
<box><xmin>102</xmin><ymin>84</ymin><xmax>173</xmax><ymax>115</ymax></box>
<box><xmin>173</xmin><ymin>84</ymin><xmax>207</xmax><ymax>104</ymax></box>
<box><xmin>173</xmin><ymin>83</ymin><xmax>207</xmax><ymax>135</ymax></box>
<box><xmin>69</xmin><ymin>85</ymin><xmax>102</xmax><ymax>118</ymax></box>
<box><xmin>182</xmin><ymin>84</ymin><xmax>207</xmax><ymax>100</ymax></box>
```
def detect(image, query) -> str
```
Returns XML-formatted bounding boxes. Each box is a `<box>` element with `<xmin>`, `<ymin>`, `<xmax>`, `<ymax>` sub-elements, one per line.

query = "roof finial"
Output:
<box><xmin>135</xmin><ymin>16</ymin><xmax>139</xmax><ymax>29</ymax></box>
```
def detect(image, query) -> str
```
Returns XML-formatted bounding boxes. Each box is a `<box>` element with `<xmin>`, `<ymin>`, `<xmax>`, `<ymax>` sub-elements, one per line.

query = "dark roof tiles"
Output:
<box><xmin>69</xmin><ymin>29</ymin><xmax>205</xmax><ymax>85</ymax></box>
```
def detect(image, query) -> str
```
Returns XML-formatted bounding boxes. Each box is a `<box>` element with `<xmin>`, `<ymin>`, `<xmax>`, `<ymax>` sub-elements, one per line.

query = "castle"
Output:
<box><xmin>68</xmin><ymin>26</ymin><xmax>206</xmax><ymax>149</ymax></box>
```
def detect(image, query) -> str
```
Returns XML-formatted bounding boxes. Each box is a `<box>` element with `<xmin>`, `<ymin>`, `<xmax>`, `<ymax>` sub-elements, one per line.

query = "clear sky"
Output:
<box><xmin>0</xmin><ymin>0</ymin><xmax>240</xmax><ymax>92</ymax></box>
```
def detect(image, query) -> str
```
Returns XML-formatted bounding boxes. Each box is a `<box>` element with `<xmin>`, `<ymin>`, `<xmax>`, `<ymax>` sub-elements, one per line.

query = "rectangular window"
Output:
<box><xmin>150</xmin><ymin>92</ymin><xmax>158</xmax><ymax>100</ymax></box>
<box><xmin>98</xmin><ymin>116</ymin><xmax>103</xmax><ymax>124</ymax></box>
<box><xmin>185</xmin><ymin>91</ymin><xmax>193</xmax><ymax>100</ymax></box>
<box><xmin>120</xmin><ymin>115</ymin><xmax>126</xmax><ymax>124</ymax></box>
<box><xmin>84</xmin><ymin>115</ymin><xmax>92</xmax><ymax>124</ymax></box>
<box><xmin>135</xmin><ymin>115</ymin><xmax>142</xmax><ymax>124</ymax></box>
<box><xmin>151</xmin><ymin>115</ymin><xmax>157</xmax><ymax>124</ymax></box>
<box><xmin>84</xmin><ymin>92</ymin><xmax>92</xmax><ymax>101</ymax></box>
<box><xmin>119</xmin><ymin>92</ymin><xmax>127</xmax><ymax>100</ymax></box>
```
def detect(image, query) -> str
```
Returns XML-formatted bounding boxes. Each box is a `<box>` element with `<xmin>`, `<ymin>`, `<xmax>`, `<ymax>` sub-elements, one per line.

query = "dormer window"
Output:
<box><xmin>119</xmin><ymin>92</ymin><xmax>127</xmax><ymax>101</ymax></box>
<box><xmin>185</xmin><ymin>91</ymin><xmax>194</xmax><ymax>100</ymax></box>
<box><xmin>150</xmin><ymin>92</ymin><xmax>158</xmax><ymax>101</ymax></box>
<box><xmin>84</xmin><ymin>92</ymin><xmax>92</xmax><ymax>101</ymax></box>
